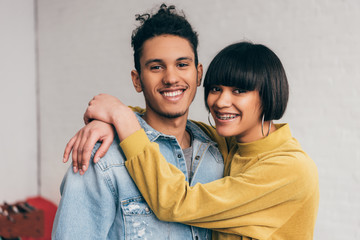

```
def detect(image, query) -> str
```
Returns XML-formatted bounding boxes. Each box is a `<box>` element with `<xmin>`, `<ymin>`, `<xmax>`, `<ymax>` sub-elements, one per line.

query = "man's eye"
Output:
<box><xmin>178</xmin><ymin>63</ymin><xmax>189</xmax><ymax>68</ymax></box>
<box><xmin>150</xmin><ymin>65</ymin><xmax>162</xmax><ymax>70</ymax></box>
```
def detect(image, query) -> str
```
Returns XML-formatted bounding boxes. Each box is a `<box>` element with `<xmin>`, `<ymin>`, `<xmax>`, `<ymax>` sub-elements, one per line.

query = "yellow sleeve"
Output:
<box><xmin>129</xmin><ymin>105</ymin><xmax>146</xmax><ymax>114</ymax></box>
<box><xmin>121</xmin><ymin>130</ymin><xmax>318</xmax><ymax>238</ymax></box>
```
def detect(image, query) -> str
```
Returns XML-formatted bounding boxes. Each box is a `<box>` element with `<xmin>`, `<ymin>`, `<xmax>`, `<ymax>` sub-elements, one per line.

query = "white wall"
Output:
<box><xmin>1</xmin><ymin>0</ymin><xmax>359</xmax><ymax>239</ymax></box>
<box><xmin>0</xmin><ymin>0</ymin><xmax>37</xmax><ymax>202</ymax></box>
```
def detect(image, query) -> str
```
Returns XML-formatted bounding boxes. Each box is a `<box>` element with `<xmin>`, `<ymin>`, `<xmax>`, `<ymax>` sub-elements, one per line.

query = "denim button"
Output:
<box><xmin>195</xmin><ymin>156</ymin><xmax>200</xmax><ymax>160</ymax></box>
<box><xmin>177</xmin><ymin>154</ymin><xmax>182</xmax><ymax>158</ymax></box>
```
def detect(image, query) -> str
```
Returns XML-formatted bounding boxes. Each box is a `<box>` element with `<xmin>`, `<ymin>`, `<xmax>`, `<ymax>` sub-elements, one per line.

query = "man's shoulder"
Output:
<box><xmin>93</xmin><ymin>136</ymin><xmax>126</xmax><ymax>169</ymax></box>
<box><xmin>186</xmin><ymin>120</ymin><xmax>215</xmax><ymax>143</ymax></box>
<box><xmin>188</xmin><ymin>120</ymin><xmax>229</xmax><ymax>160</ymax></box>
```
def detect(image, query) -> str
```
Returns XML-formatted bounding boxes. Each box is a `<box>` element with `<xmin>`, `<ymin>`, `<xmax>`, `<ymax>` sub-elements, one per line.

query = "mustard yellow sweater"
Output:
<box><xmin>121</xmin><ymin>123</ymin><xmax>319</xmax><ymax>240</ymax></box>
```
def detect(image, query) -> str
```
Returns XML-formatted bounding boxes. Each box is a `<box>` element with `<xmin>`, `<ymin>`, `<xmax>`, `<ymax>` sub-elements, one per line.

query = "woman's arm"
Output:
<box><xmin>122</xmin><ymin>130</ymin><xmax>318</xmax><ymax>237</ymax></box>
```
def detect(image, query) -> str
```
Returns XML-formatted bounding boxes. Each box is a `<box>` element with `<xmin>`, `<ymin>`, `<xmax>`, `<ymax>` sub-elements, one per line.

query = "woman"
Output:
<box><xmin>64</xmin><ymin>42</ymin><xmax>319</xmax><ymax>239</ymax></box>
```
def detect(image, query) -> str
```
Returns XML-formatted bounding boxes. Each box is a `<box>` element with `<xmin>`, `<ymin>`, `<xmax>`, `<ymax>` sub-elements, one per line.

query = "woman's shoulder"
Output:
<box><xmin>267</xmin><ymin>139</ymin><xmax>319</xmax><ymax>189</ymax></box>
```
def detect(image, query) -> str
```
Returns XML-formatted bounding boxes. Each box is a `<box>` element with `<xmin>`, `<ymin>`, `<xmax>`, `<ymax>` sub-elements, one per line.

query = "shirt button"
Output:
<box><xmin>177</xmin><ymin>154</ymin><xmax>182</xmax><ymax>158</ymax></box>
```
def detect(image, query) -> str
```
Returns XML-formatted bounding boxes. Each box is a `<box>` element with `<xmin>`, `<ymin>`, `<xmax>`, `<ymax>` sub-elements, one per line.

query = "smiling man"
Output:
<box><xmin>131</xmin><ymin>34</ymin><xmax>201</xmax><ymax>131</ymax></box>
<box><xmin>52</xmin><ymin>4</ymin><xmax>224</xmax><ymax>240</ymax></box>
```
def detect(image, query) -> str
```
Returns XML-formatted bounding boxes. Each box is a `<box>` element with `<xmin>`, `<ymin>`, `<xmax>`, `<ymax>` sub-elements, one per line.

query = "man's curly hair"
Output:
<box><xmin>131</xmin><ymin>4</ymin><xmax>199</xmax><ymax>73</ymax></box>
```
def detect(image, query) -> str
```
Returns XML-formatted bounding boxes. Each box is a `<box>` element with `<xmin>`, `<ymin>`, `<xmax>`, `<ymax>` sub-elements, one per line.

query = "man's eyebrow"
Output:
<box><xmin>177</xmin><ymin>57</ymin><xmax>193</xmax><ymax>62</ymax></box>
<box><xmin>144</xmin><ymin>59</ymin><xmax>163</xmax><ymax>66</ymax></box>
<box><xmin>144</xmin><ymin>57</ymin><xmax>193</xmax><ymax>66</ymax></box>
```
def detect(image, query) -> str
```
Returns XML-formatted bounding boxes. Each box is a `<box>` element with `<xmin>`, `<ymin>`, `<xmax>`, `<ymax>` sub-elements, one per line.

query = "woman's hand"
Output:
<box><xmin>63</xmin><ymin>120</ymin><xmax>115</xmax><ymax>175</ymax></box>
<box><xmin>84</xmin><ymin>94</ymin><xmax>141</xmax><ymax>141</ymax></box>
<box><xmin>84</xmin><ymin>94</ymin><xmax>125</xmax><ymax>125</ymax></box>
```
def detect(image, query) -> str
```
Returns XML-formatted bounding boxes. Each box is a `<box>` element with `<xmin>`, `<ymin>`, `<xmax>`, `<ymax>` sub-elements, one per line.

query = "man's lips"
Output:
<box><xmin>161</xmin><ymin>90</ymin><xmax>184</xmax><ymax>97</ymax></box>
<box><xmin>159</xmin><ymin>87</ymin><xmax>187</xmax><ymax>98</ymax></box>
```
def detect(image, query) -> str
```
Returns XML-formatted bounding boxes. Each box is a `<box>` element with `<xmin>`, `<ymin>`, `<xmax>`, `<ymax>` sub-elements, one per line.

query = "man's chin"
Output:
<box><xmin>158</xmin><ymin>111</ymin><xmax>187</xmax><ymax>119</ymax></box>
<box><xmin>154</xmin><ymin>108</ymin><xmax>188</xmax><ymax>119</ymax></box>
<box><xmin>146</xmin><ymin>102</ymin><xmax>189</xmax><ymax>119</ymax></box>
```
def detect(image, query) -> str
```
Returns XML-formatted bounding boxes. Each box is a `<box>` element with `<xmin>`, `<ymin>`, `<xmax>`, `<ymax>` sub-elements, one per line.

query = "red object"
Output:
<box><xmin>0</xmin><ymin>201</ymin><xmax>44</xmax><ymax>238</ymax></box>
<box><xmin>22</xmin><ymin>196</ymin><xmax>57</xmax><ymax>240</ymax></box>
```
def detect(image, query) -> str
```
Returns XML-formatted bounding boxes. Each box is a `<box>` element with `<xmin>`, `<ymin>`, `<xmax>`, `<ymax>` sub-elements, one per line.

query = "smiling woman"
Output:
<box><xmin>207</xmin><ymin>86</ymin><xmax>263</xmax><ymax>142</ymax></box>
<box><xmin>204</xmin><ymin>42</ymin><xmax>288</xmax><ymax>143</ymax></box>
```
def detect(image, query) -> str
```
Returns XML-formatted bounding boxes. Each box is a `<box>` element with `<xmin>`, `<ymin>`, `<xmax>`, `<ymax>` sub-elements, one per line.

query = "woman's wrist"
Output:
<box><xmin>112</xmin><ymin>107</ymin><xmax>141</xmax><ymax>141</ymax></box>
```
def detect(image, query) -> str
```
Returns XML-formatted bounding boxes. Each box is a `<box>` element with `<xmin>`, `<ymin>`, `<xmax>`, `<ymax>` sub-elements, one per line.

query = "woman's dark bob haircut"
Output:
<box><xmin>204</xmin><ymin>41</ymin><xmax>289</xmax><ymax>121</ymax></box>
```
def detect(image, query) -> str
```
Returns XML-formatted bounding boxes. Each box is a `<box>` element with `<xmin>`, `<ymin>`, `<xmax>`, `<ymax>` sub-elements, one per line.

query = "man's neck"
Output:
<box><xmin>142</xmin><ymin>110</ymin><xmax>191</xmax><ymax>149</ymax></box>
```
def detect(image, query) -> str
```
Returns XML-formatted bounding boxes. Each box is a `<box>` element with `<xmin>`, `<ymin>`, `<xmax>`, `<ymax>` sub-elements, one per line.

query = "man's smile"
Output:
<box><xmin>161</xmin><ymin>89</ymin><xmax>184</xmax><ymax>97</ymax></box>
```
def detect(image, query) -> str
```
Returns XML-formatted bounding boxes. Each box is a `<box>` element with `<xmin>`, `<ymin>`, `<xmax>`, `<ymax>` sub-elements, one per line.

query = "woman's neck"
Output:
<box><xmin>235</xmin><ymin>121</ymin><xmax>276</xmax><ymax>143</ymax></box>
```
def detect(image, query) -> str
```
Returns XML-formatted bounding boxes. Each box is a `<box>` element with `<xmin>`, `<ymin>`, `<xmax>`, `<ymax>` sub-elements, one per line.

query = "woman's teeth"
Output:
<box><xmin>217</xmin><ymin>114</ymin><xmax>238</xmax><ymax>120</ymax></box>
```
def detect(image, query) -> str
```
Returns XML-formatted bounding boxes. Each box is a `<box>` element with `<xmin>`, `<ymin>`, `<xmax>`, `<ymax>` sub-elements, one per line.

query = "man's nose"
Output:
<box><xmin>163</xmin><ymin>67</ymin><xmax>179</xmax><ymax>85</ymax></box>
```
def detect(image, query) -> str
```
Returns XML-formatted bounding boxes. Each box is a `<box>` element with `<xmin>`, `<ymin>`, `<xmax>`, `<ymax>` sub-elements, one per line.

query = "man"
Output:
<box><xmin>52</xmin><ymin>4</ymin><xmax>224</xmax><ymax>239</ymax></box>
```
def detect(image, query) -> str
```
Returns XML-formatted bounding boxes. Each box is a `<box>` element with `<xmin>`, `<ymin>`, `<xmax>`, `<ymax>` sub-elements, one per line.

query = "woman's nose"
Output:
<box><xmin>215</xmin><ymin>92</ymin><xmax>232</xmax><ymax>108</ymax></box>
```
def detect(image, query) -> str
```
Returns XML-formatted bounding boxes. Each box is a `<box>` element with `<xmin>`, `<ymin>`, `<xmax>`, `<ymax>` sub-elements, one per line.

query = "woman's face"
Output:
<box><xmin>207</xmin><ymin>85</ymin><xmax>263</xmax><ymax>143</ymax></box>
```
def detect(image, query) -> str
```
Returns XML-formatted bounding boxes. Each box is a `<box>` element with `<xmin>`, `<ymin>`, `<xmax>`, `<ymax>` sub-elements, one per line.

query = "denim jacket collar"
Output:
<box><xmin>135</xmin><ymin>112</ymin><xmax>216</xmax><ymax>146</ymax></box>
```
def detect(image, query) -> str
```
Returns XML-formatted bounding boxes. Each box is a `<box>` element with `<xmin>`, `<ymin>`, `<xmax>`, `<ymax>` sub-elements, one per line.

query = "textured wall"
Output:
<box><xmin>31</xmin><ymin>0</ymin><xmax>360</xmax><ymax>239</ymax></box>
<box><xmin>0</xmin><ymin>0</ymin><xmax>37</xmax><ymax>202</ymax></box>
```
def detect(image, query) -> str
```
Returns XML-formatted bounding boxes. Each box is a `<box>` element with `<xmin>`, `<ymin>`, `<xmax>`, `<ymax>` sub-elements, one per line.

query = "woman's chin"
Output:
<box><xmin>215</xmin><ymin>127</ymin><xmax>236</xmax><ymax>138</ymax></box>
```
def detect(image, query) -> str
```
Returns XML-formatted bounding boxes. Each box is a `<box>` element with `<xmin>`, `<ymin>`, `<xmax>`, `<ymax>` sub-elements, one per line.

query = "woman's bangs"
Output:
<box><xmin>206</xmin><ymin>54</ymin><xmax>258</xmax><ymax>91</ymax></box>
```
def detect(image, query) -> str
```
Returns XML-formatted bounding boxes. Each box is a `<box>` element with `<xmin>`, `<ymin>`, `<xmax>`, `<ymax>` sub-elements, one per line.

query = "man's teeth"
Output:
<box><xmin>162</xmin><ymin>90</ymin><xmax>182</xmax><ymax>97</ymax></box>
<box><xmin>217</xmin><ymin>114</ymin><xmax>237</xmax><ymax>120</ymax></box>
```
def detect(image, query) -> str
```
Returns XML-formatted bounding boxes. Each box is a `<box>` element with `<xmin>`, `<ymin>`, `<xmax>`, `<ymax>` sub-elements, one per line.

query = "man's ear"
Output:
<box><xmin>196</xmin><ymin>63</ymin><xmax>203</xmax><ymax>87</ymax></box>
<box><xmin>131</xmin><ymin>70</ymin><xmax>142</xmax><ymax>92</ymax></box>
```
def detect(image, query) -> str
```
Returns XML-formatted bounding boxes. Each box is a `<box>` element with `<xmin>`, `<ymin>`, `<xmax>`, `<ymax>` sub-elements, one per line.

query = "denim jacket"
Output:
<box><xmin>52</xmin><ymin>113</ymin><xmax>224</xmax><ymax>240</ymax></box>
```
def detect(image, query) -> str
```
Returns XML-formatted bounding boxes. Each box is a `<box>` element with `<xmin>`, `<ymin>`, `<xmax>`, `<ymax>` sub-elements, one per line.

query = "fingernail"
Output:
<box><xmin>73</xmin><ymin>166</ymin><xmax>78</xmax><ymax>173</ymax></box>
<box><xmin>63</xmin><ymin>157</ymin><xmax>66</xmax><ymax>163</ymax></box>
<box><xmin>82</xmin><ymin>165</ymin><xmax>86</xmax><ymax>171</ymax></box>
<box><xmin>95</xmin><ymin>156</ymin><xmax>100</xmax><ymax>162</ymax></box>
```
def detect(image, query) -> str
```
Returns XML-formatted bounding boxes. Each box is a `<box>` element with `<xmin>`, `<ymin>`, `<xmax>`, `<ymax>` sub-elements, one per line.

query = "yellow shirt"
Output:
<box><xmin>122</xmin><ymin>123</ymin><xmax>319</xmax><ymax>240</ymax></box>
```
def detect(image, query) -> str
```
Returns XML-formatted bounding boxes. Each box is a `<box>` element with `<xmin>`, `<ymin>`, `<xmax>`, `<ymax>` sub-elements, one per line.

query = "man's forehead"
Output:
<box><xmin>140</xmin><ymin>35</ymin><xmax>195</xmax><ymax>63</ymax></box>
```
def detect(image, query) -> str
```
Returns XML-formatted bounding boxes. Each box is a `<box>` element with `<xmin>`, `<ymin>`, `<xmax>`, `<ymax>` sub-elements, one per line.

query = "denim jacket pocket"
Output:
<box><xmin>121</xmin><ymin>196</ymin><xmax>153</xmax><ymax>216</ymax></box>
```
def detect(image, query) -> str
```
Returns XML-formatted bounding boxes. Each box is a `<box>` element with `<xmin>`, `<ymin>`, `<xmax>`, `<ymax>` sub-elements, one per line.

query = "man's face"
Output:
<box><xmin>131</xmin><ymin>35</ymin><xmax>202</xmax><ymax>119</ymax></box>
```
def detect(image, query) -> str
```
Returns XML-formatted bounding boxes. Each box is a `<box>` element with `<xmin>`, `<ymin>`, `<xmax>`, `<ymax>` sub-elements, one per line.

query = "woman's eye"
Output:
<box><xmin>234</xmin><ymin>89</ymin><xmax>247</xmax><ymax>94</ymax></box>
<box><xmin>210</xmin><ymin>87</ymin><xmax>221</xmax><ymax>92</ymax></box>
